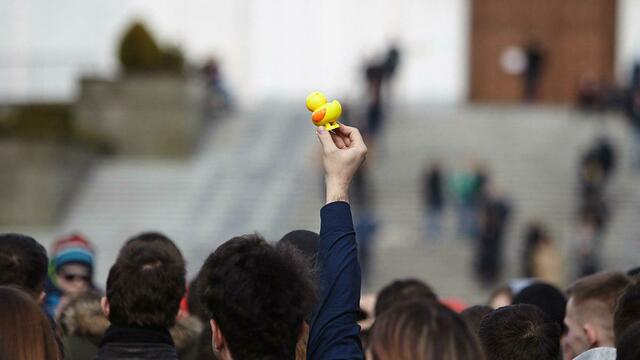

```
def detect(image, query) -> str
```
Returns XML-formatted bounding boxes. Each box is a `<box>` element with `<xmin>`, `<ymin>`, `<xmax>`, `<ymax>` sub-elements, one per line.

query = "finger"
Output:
<box><xmin>331</xmin><ymin>131</ymin><xmax>347</xmax><ymax>149</ymax></box>
<box><xmin>316</xmin><ymin>126</ymin><xmax>338</xmax><ymax>152</ymax></box>
<box><xmin>336</xmin><ymin>124</ymin><xmax>364</xmax><ymax>146</ymax></box>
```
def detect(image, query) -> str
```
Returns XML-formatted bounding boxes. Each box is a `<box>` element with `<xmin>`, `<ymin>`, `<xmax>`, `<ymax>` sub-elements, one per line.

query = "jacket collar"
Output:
<box><xmin>100</xmin><ymin>324</ymin><xmax>174</xmax><ymax>348</ymax></box>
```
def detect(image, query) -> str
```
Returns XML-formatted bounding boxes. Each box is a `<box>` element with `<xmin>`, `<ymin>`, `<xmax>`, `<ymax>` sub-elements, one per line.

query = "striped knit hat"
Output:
<box><xmin>52</xmin><ymin>234</ymin><xmax>95</xmax><ymax>272</ymax></box>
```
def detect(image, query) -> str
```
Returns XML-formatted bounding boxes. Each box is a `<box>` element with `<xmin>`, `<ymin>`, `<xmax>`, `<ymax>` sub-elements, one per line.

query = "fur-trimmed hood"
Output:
<box><xmin>170</xmin><ymin>315</ymin><xmax>204</xmax><ymax>353</ymax></box>
<box><xmin>58</xmin><ymin>293</ymin><xmax>110</xmax><ymax>337</ymax></box>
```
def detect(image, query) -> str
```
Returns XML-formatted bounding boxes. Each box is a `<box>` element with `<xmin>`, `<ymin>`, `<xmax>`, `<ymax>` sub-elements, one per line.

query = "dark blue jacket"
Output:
<box><xmin>307</xmin><ymin>202</ymin><xmax>364</xmax><ymax>359</ymax></box>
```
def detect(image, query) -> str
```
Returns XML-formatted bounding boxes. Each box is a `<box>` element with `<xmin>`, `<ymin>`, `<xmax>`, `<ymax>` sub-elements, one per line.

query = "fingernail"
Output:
<box><xmin>317</xmin><ymin>126</ymin><xmax>325</xmax><ymax>134</ymax></box>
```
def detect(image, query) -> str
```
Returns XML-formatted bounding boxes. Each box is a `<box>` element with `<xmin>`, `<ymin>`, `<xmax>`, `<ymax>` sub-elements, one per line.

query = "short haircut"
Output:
<box><xmin>118</xmin><ymin>232</ymin><xmax>185</xmax><ymax>267</ymax></box>
<box><xmin>0</xmin><ymin>286</ymin><xmax>59</xmax><ymax>360</ymax></box>
<box><xmin>614</xmin><ymin>280</ymin><xmax>640</xmax><ymax>343</ymax></box>
<box><xmin>512</xmin><ymin>282</ymin><xmax>567</xmax><ymax>333</ymax></box>
<box><xmin>616</xmin><ymin>321</ymin><xmax>640</xmax><ymax>360</ymax></box>
<box><xmin>0</xmin><ymin>233</ymin><xmax>48</xmax><ymax>298</ymax></box>
<box><xmin>461</xmin><ymin>305</ymin><xmax>493</xmax><ymax>335</ymax></box>
<box><xmin>370</xmin><ymin>300</ymin><xmax>485</xmax><ymax>360</ymax></box>
<box><xmin>375</xmin><ymin>278</ymin><xmax>437</xmax><ymax>316</ymax></box>
<box><xmin>106</xmin><ymin>232</ymin><xmax>186</xmax><ymax>327</ymax></box>
<box><xmin>479</xmin><ymin>304</ymin><xmax>561</xmax><ymax>360</ymax></box>
<box><xmin>566</xmin><ymin>271</ymin><xmax>630</xmax><ymax>328</ymax></box>
<box><xmin>198</xmin><ymin>234</ymin><xmax>316</xmax><ymax>360</ymax></box>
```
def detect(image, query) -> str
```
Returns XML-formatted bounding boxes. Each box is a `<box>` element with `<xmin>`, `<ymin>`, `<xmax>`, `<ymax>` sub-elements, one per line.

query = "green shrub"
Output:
<box><xmin>118</xmin><ymin>22</ymin><xmax>162</xmax><ymax>73</ymax></box>
<box><xmin>118</xmin><ymin>21</ymin><xmax>185</xmax><ymax>74</ymax></box>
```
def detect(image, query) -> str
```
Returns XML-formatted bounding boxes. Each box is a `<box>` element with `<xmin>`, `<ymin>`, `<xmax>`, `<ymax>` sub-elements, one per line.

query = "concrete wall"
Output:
<box><xmin>0</xmin><ymin>139</ymin><xmax>93</xmax><ymax>225</ymax></box>
<box><xmin>74</xmin><ymin>75</ymin><xmax>202</xmax><ymax>156</ymax></box>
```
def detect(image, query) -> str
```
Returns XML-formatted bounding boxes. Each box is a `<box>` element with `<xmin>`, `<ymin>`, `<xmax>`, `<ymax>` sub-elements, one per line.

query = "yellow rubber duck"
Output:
<box><xmin>306</xmin><ymin>91</ymin><xmax>342</xmax><ymax>131</ymax></box>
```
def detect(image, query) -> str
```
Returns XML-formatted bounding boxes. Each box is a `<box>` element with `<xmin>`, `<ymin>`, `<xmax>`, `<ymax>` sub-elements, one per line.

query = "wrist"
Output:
<box><xmin>325</xmin><ymin>178</ymin><xmax>350</xmax><ymax>204</ymax></box>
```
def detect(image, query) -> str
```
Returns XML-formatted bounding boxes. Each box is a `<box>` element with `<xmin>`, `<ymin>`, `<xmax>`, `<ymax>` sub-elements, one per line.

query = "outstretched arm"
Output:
<box><xmin>307</xmin><ymin>125</ymin><xmax>367</xmax><ymax>360</ymax></box>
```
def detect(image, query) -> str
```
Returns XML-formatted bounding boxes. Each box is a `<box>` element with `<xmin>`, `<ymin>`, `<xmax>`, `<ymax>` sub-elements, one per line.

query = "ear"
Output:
<box><xmin>39</xmin><ymin>291</ymin><xmax>46</xmax><ymax>305</ymax></box>
<box><xmin>583</xmin><ymin>323</ymin><xmax>599</xmax><ymax>347</ymax></box>
<box><xmin>210</xmin><ymin>319</ymin><xmax>225</xmax><ymax>352</ymax></box>
<box><xmin>100</xmin><ymin>296</ymin><xmax>110</xmax><ymax>318</ymax></box>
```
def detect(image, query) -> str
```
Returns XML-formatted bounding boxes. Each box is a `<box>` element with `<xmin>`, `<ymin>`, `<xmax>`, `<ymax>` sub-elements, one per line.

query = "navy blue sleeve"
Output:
<box><xmin>307</xmin><ymin>201</ymin><xmax>364</xmax><ymax>360</ymax></box>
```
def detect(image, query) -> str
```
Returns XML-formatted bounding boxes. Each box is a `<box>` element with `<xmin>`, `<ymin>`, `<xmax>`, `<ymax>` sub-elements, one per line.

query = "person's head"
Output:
<box><xmin>512</xmin><ymin>282</ymin><xmax>567</xmax><ymax>333</ymax></box>
<box><xmin>118</xmin><ymin>232</ymin><xmax>184</xmax><ymax>265</ymax></box>
<box><xmin>103</xmin><ymin>232</ymin><xmax>186</xmax><ymax>328</ymax></box>
<box><xmin>198</xmin><ymin>234</ymin><xmax>316</xmax><ymax>360</ymax></box>
<box><xmin>479</xmin><ymin>304</ymin><xmax>560</xmax><ymax>360</ymax></box>
<box><xmin>563</xmin><ymin>271</ymin><xmax>630</xmax><ymax>358</ymax></box>
<box><xmin>0</xmin><ymin>233</ymin><xmax>48</xmax><ymax>300</ymax></box>
<box><xmin>370</xmin><ymin>300</ymin><xmax>485</xmax><ymax>360</ymax></box>
<box><xmin>278</xmin><ymin>230</ymin><xmax>319</xmax><ymax>270</ymax></box>
<box><xmin>613</xmin><ymin>279</ymin><xmax>640</xmax><ymax>343</ymax></box>
<box><xmin>51</xmin><ymin>234</ymin><xmax>95</xmax><ymax>297</ymax></box>
<box><xmin>375</xmin><ymin>278</ymin><xmax>437</xmax><ymax>316</ymax></box>
<box><xmin>627</xmin><ymin>266</ymin><xmax>640</xmax><ymax>279</ymax></box>
<box><xmin>461</xmin><ymin>305</ymin><xmax>493</xmax><ymax>335</ymax></box>
<box><xmin>616</xmin><ymin>321</ymin><xmax>640</xmax><ymax>360</ymax></box>
<box><xmin>487</xmin><ymin>285</ymin><xmax>513</xmax><ymax>309</ymax></box>
<box><xmin>0</xmin><ymin>286</ymin><xmax>59</xmax><ymax>360</ymax></box>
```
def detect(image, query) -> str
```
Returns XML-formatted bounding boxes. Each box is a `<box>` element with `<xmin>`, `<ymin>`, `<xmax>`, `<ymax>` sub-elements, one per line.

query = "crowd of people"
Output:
<box><xmin>1</xmin><ymin>124</ymin><xmax>639</xmax><ymax>360</ymax></box>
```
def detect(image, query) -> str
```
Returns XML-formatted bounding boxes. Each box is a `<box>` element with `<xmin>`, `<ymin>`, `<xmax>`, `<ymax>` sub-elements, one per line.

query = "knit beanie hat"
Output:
<box><xmin>52</xmin><ymin>234</ymin><xmax>95</xmax><ymax>273</ymax></box>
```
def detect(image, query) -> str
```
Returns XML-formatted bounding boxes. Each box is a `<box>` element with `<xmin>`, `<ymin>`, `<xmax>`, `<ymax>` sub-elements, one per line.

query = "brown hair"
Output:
<box><xmin>370</xmin><ymin>300</ymin><xmax>485</xmax><ymax>360</ymax></box>
<box><xmin>567</xmin><ymin>271</ymin><xmax>630</xmax><ymax>319</ymax></box>
<box><xmin>0</xmin><ymin>286</ymin><xmax>59</xmax><ymax>360</ymax></box>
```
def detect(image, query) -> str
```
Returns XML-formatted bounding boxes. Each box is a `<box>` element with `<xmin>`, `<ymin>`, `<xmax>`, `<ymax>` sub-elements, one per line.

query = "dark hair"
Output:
<box><xmin>627</xmin><ymin>266</ymin><xmax>640</xmax><ymax>279</ymax></box>
<box><xmin>512</xmin><ymin>282</ymin><xmax>567</xmax><ymax>333</ymax></box>
<box><xmin>118</xmin><ymin>232</ymin><xmax>185</xmax><ymax>267</ymax></box>
<box><xmin>278</xmin><ymin>230</ymin><xmax>319</xmax><ymax>269</ymax></box>
<box><xmin>375</xmin><ymin>278</ymin><xmax>437</xmax><ymax>316</ymax></box>
<box><xmin>106</xmin><ymin>233</ymin><xmax>186</xmax><ymax>327</ymax></box>
<box><xmin>461</xmin><ymin>305</ymin><xmax>493</xmax><ymax>335</ymax></box>
<box><xmin>479</xmin><ymin>304</ymin><xmax>560</xmax><ymax>360</ymax></box>
<box><xmin>0</xmin><ymin>286</ymin><xmax>59</xmax><ymax>360</ymax></box>
<box><xmin>0</xmin><ymin>233</ymin><xmax>48</xmax><ymax>298</ymax></box>
<box><xmin>614</xmin><ymin>280</ymin><xmax>640</xmax><ymax>343</ymax></box>
<box><xmin>370</xmin><ymin>300</ymin><xmax>485</xmax><ymax>360</ymax></box>
<box><xmin>616</xmin><ymin>321</ymin><xmax>640</xmax><ymax>360</ymax></box>
<box><xmin>198</xmin><ymin>234</ymin><xmax>316</xmax><ymax>360</ymax></box>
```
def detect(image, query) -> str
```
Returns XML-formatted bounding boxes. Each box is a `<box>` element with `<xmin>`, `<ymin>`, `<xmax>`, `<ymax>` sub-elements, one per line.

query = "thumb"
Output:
<box><xmin>316</xmin><ymin>126</ymin><xmax>337</xmax><ymax>152</ymax></box>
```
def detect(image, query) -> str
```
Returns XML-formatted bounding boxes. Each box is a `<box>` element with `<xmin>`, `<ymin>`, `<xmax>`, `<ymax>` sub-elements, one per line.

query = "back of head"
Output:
<box><xmin>0</xmin><ymin>286</ymin><xmax>59</xmax><ymax>360</ymax></box>
<box><xmin>614</xmin><ymin>279</ymin><xmax>640</xmax><ymax>343</ymax></box>
<box><xmin>118</xmin><ymin>232</ymin><xmax>185</xmax><ymax>267</ymax></box>
<box><xmin>616</xmin><ymin>321</ymin><xmax>640</xmax><ymax>360</ymax></box>
<box><xmin>566</xmin><ymin>271</ymin><xmax>630</xmax><ymax>341</ymax></box>
<box><xmin>512</xmin><ymin>282</ymin><xmax>567</xmax><ymax>332</ymax></box>
<box><xmin>107</xmin><ymin>233</ymin><xmax>186</xmax><ymax>328</ymax></box>
<box><xmin>370</xmin><ymin>300</ymin><xmax>485</xmax><ymax>360</ymax></box>
<box><xmin>278</xmin><ymin>230</ymin><xmax>319</xmax><ymax>269</ymax></box>
<box><xmin>479</xmin><ymin>304</ymin><xmax>561</xmax><ymax>360</ymax></box>
<box><xmin>0</xmin><ymin>233</ymin><xmax>48</xmax><ymax>298</ymax></box>
<box><xmin>198</xmin><ymin>234</ymin><xmax>316</xmax><ymax>360</ymax></box>
<box><xmin>375</xmin><ymin>278</ymin><xmax>437</xmax><ymax>316</ymax></box>
<box><xmin>461</xmin><ymin>305</ymin><xmax>493</xmax><ymax>335</ymax></box>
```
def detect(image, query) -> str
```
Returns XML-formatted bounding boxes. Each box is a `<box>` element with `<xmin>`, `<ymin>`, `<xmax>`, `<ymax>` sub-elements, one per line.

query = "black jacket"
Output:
<box><xmin>96</xmin><ymin>325</ymin><xmax>178</xmax><ymax>360</ymax></box>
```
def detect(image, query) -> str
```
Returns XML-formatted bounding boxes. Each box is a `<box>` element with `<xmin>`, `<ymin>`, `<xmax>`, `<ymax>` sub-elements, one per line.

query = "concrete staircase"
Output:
<box><xmin>27</xmin><ymin>102</ymin><xmax>639</xmax><ymax>304</ymax></box>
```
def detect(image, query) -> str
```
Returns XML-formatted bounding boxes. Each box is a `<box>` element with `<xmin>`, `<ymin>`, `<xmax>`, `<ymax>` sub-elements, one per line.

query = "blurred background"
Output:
<box><xmin>1</xmin><ymin>0</ymin><xmax>639</xmax><ymax>303</ymax></box>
